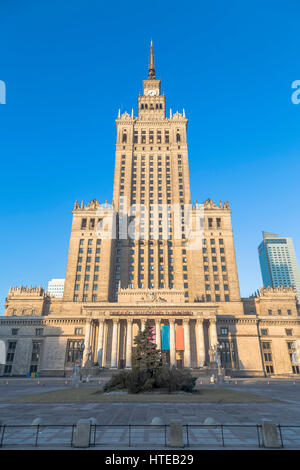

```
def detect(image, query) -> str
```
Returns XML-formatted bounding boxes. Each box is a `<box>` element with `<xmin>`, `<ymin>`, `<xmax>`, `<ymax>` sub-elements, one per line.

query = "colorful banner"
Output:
<box><xmin>148</xmin><ymin>326</ymin><xmax>156</xmax><ymax>344</ymax></box>
<box><xmin>161</xmin><ymin>325</ymin><xmax>170</xmax><ymax>350</ymax></box>
<box><xmin>175</xmin><ymin>324</ymin><xmax>184</xmax><ymax>351</ymax></box>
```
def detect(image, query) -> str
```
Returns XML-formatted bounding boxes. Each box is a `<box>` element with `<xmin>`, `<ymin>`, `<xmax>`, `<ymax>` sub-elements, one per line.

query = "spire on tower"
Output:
<box><xmin>148</xmin><ymin>40</ymin><xmax>155</xmax><ymax>79</ymax></box>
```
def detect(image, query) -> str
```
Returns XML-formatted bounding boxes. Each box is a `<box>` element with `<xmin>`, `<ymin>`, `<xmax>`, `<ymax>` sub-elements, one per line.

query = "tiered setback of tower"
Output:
<box><xmin>1</xmin><ymin>44</ymin><xmax>299</xmax><ymax>377</ymax></box>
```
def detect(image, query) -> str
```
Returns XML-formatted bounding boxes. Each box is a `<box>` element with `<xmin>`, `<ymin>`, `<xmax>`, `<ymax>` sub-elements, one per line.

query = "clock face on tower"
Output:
<box><xmin>146</xmin><ymin>89</ymin><xmax>157</xmax><ymax>96</ymax></box>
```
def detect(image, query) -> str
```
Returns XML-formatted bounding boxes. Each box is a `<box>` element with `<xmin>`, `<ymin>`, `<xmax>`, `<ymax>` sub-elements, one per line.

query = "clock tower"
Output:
<box><xmin>138</xmin><ymin>41</ymin><xmax>165</xmax><ymax>120</ymax></box>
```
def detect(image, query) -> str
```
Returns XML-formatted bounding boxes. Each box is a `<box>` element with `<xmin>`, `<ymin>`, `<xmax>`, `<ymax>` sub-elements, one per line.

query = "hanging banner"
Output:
<box><xmin>161</xmin><ymin>325</ymin><xmax>170</xmax><ymax>350</ymax></box>
<box><xmin>148</xmin><ymin>325</ymin><xmax>156</xmax><ymax>344</ymax></box>
<box><xmin>175</xmin><ymin>324</ymin><xmax>184</xmax><ymax>351</ymax></box>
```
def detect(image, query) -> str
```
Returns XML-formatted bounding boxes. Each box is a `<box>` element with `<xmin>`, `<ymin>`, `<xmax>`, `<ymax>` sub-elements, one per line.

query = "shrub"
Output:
<box><xmin>103</xmin><ymin>370</ymin><xmax>130</xmax><ymax>392</ymax></box>
<box><xmin>154</xmin><ymin>366</ymin><xmax>196</xmax><ymax>393</ymax></box>
<box><xmin>125</xmin><ymin>369</ymin><xmax>151</xmax><ymax>393</ymax></box>
<box><xmin>103</xmin><ymin>366</ymin><xmax>196</xmax><ymax>394</ymax></box>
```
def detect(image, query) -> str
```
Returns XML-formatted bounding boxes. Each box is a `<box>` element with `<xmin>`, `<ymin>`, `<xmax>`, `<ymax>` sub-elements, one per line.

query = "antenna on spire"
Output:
<box><xmin>148</xmin><ymin>40</ymin><xmax>155</xmax><ymax>79</ymax></box>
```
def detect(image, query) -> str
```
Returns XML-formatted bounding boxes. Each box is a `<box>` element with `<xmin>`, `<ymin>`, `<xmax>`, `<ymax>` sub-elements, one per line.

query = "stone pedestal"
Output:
<box><xmin>74</xmin><ymin>419</ymin><xmax>91</xmax><ymax>448</ymax></box>
<box><xmin>261</xmin><ymin>421</ymin><xmax>281</xmax><ymax>448</ymax></box>
<box><xmin>169</xmin><ymin>421</ymin><xmax>183</xmax><ymax>448</ymax></box>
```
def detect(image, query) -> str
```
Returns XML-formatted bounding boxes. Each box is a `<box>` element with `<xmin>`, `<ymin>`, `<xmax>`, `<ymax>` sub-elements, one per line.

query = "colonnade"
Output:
<box><xmin>82</xmin><ymin>317</ymin><xmax>218</xmax><ymax>369</ymax></box>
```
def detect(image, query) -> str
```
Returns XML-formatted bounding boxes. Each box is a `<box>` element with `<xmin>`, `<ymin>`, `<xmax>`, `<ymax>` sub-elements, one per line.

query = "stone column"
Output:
<box><xmin>83</xmin><ymin>320</ymin><xmax>92</xmax><ymax>365</ymax></box>
<box><xmin>196</xmin><ymin>318</ymin><xmax>205</xmax><ymax>367</ymax></box>
<box><xmin>125</xmin><ymin>319</ymin><xmax>133</xmax><ymax>368</ymax></box>
<box><xmin>102</xmin><ymin>321</ymin><xmax>108</xmax><ymax>368</ymax></box>
<box><xmin>111</xmin><ymin>319</ymin><xmax>119</xmax><ymax>368</ymax></box>
<box><xmin>155</xmin><ymin>319</ymin><xmax>161</xmax><ymax>350</ymax></box>
<box><xmin>209</xmin><ymin>318</ymin><xmax>218</xmax><ymax>348</ymax></box>
<box><xmin>169</xmin><ymin>319</ymin><xmax>176</xmax><ymax>367</ymax></box>
<box><xmin>183</xmin><ymin>319</ymin><xmax>191</xmax><ymax>368</ymax></box>
<box><xmin>97</xmin><ymin>319</ymin><xmax>105</xmax><ymax>367</ymax></box>
<box><xmin>141</xmin><ymin>318</ymin><xmax>146</xmax><ymax>331</ymax></box>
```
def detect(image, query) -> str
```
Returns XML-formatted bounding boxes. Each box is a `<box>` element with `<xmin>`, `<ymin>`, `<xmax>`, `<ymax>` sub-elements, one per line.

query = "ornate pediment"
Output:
<box><xmin>257</xmin><ymin>285</ymin><xmax>296</xmax><ymax>297</ymax></box>
<box><xmin>203</xmin><ymin>199</ymin><xmax>230</xmax><ymax>210</ymax></box>
<box><xmin>117</xmin><ymin>288</ymin><xmax>185</xmax><ymax>304</ymax></box>
<box><xmin>120</xmin><ymin>112</ymin><xmax>131</xmax><ymax>120</ymax></box>
<box><xmin>86</xmin><ymin>199</ymin><xmax>100</xmax><ymax>209</ymax></box>
<box><xmin>74</xmin><ymin>199</ymin><xmax>113</xmax><ymax>212</ymax></box>
<box><xmin>141</xmin><ymin>292</ymin><xmax>167</xmax><ymax>302</ymax></box>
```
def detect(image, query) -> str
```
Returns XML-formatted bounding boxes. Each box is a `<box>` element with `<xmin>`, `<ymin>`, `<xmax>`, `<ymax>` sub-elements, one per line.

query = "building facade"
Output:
<box><xmin>47</xmin><ymin>279</ymin><xmax>65</xmax><ymax>298</ymax></box>
<box><xmin>1</xmin><ymin>44</ymin><xmax>300</xmax><ymax>378</ymax></box>
<box><xmin>259</xmin><ymin>232</ymin><xmax>300</xmax><ymax>300</ymax></box>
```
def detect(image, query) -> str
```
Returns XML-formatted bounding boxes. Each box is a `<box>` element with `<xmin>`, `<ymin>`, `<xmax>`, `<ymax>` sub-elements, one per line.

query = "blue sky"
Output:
<box><xmin>0</xmin><ymin>0</ymin><xmax>300</xmax><ymax>313</ymax></box>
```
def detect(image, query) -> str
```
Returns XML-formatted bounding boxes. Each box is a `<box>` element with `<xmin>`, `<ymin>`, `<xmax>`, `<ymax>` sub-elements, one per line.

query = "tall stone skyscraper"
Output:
<box><xmin>1</xmin><ymin>43</ymin><xmax>299</xmax><ymax>378</ymax></box>
<box><xmin>63</xmin><ymin>42</ymin><xmax>241</xmax><ymax>309</ymax></box>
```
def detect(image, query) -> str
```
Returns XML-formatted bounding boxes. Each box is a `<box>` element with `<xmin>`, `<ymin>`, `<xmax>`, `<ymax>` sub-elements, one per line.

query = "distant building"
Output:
<box><xmin>47</xmin><ymin>279</ymin><xmax>65</xmax><ymax>298</ymax></box>
<box><xmin>258</xmin><ymin>232</ymin><xmax>300</xmax><ymax>300</ymax></box>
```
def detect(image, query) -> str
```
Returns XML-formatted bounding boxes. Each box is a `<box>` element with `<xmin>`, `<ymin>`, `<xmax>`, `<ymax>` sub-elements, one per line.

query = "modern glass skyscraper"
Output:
<box><xmin>258</xmin><ymin>232</ymin><xmax>300</xmax><ymax>299</ymax></box>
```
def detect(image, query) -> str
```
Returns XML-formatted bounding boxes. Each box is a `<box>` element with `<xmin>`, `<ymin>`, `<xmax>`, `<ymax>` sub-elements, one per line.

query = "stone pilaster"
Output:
<box><xmin>83</xmin><ymin>320</ymin><xmax>92</xmax><ymax>365</ymax></box>
<box><xmin>183</xmin><ymin>319</ymin><xmax>191</xmax><ymax>367</ymax></box>
<box><xmin>125</xmin><ymin>318</ymin><xmax>133</xmax><ymax>368</ymax></box>
<box><xmin>111</xmin><ymin>319</ymin><xmax>119</xmax><ymax>368</ymax></box>
<box><xmin>196</xmin><ymin>318</ymin><xmax>205</xmax><ymax>367</ymax></box>
<box><xmin>209</xmin><ymin>318</ymin><xmax>218</xmax><ymax>348</ymax></box>
<box><xmin>97</xmin><ymin>319</ymin><xmax>105</xmax><ymax>367</ymax></box>
<box><xmin>169</xmin><ymin>319</ymin><xmax>176</xmax><ymax>367</ymax></box>
<box><xmin>155</xmin><ymin>318</ymin><xmax>161</xmax><ymax>350</ymax></box>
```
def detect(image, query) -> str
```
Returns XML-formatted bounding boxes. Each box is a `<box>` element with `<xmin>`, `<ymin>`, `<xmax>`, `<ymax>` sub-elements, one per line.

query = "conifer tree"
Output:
<box><xmin>132</xmin><ymin>319</ymin><xmax>161</xmax><ymax>373</ymax></box>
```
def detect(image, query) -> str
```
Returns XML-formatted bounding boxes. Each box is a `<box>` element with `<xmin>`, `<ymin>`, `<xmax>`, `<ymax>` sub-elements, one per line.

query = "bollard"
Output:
<box><xmin>261</xmin><ymin>420</ymin><xmax>281</xmax><ymax>448</ymax></box>
<box><xmin>6</xmin><ymin>381</ymin><xmax>8</xmax><ymax>385</ymax></box>
<box><xmin>32</xmin><ymin>418</ymin><xmax>43</xmax><ymax>426</ymax></box>
<box><xmin>235</xmin><ymin>380</ymin><xmax>237</xmax><ymax>385</ymax></box>
<box><xmin>37</xmin><ymin>380</ymin><xmax>40</xmax><ymax>385</ymax></box>
<box><xmin>151</xmin><ymin>417</ymin><xmax>163</xmax><ymax>426</ymax></box>
<box><xmin>169</xmin><ymin>422</ymin><xmax>183</xmax><ymax>448</ymax></box>
<box><xmin>267</xmin><ymin>381</ymin><xmax>270</xmax><ymax>386</ymax></box>
<box><xmin>74</xmin><ymin>419</ymin><xmax>91</xmax><ymax>448</ymax></box>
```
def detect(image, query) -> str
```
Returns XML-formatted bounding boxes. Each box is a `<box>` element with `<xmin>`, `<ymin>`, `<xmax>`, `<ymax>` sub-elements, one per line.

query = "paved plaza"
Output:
<box><xmin>1</xmin><ymin>379</ymin><xmax>300</xmax><ymax>448</ymax></box>
<box><xmin>0</xmin><ymin>379</ymin><xmax>300</xmax><ymax>425</ymax></box>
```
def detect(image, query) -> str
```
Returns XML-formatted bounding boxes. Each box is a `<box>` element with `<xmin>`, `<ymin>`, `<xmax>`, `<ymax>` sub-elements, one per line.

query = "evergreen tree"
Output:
<box><xmin>132</xmin><ymin>319</ymin><xmax>161</xmax><ymax>373</ymax></box>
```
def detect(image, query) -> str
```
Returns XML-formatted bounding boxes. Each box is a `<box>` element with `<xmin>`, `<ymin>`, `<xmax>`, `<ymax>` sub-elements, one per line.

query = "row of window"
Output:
<box><xmin>261</xmin><ymin>341</ymin><xmax>300</xmax><ymax>375</ymax></box>
<box><xmin>4</xmin><ymin>341</ymin><xmax>42</xmax><ymax>375</ymax></box>
<box><xmin>77</xmin><ymin>265</ymin><xmax>100</xmax><ymax>273</ymax></box>
<box><xmin>78</xmin><ymin>247</ymin><xmax>101</xmax><ymax>254</ymax></box>
<box><xmin>75</xmin><ymin>275</ymin><xmax>99</xmax><ymax>281</ymax></box>
<box><xmin>10</xmin><ymin>328</ymin><xmax>43</xmax><ymax>336</ymax></box>
<box><xmin>122</xmin><ymin>130</ymin><xmax>181</xmax><ymax>144</ymax></box>
<box><xmin>203</xmin><ymin>256</ymin><xmax>226</xmax><ymax>263</ymax></box>
<box><xmin>267</xmin><ymin>309</ymin><xmax>292</xmax><ymax>315</ymax></box>
<box><xmin>11</xmin><ymin>309</ymin><xmax>39</xmax><ymax>316</ymax></box>
<box><xmin>74</xmin><ymin>294</ymin><xmax>98</xmax><ymax>302</ymax></box>
<box><xmin>77</xmin><ymin>256</ymin><xmax>100</xmax><ymax>263</ymax></box>
<box><xmin>261</xmin><ymin>328</ymin><xmax>294</xmax><ymax>336</ymax></box>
